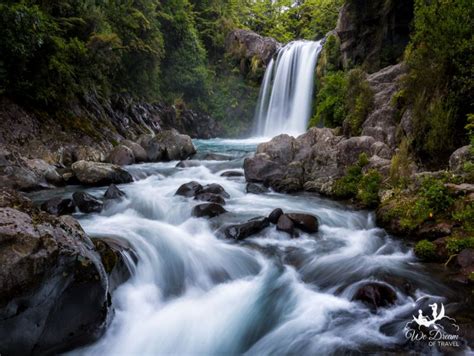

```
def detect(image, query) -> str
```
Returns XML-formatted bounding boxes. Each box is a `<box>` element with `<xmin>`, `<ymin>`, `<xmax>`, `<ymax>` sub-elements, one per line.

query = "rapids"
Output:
<box><xmin>30</xmin><ymin>138</ymin><xmax>464</xmax><ymax>355</ymax></box>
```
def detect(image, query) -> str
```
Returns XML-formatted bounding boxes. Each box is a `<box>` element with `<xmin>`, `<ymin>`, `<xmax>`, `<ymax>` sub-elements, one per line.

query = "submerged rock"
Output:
<box><xmin>176</xmin><ymin>160</ymin><xmax>201</xmax><ymax>168</ymax></box>
<box><xmin>73</xmin><ymin>192</ymin><xmax>103</xmax><ymax>213</ymax></box>
<box><xmin>192</xmin><ymin>203</ymin><xmax>226</xmax><ymax>218</ymax></box>
<box><xmin>195</xmin><ymin>193</ymin><xmax>226</xmax><ymax>205</ymax></box>
<box><xmin>224</xmin><ymin>217</ymin><xmax>270</xmax><ymax>240</ymax></box>
<box><xmin>200</xmin><ymin>183</ymin><xmax>230</xmax><ymax>199</ymax></box>
<box><xmin>220</xmin><ymin>171</ymin><xmax>244</xmax><ymax>177</ymax></box>
<box><xmin>352</xmin><ymin>282</ymin><xmax>397</xmax><ymax>309</ymax></box>
<box><xmin>40</xmin><ymin>197</ymin><xmax>75</xmax><ymax>216</ymax></box>
<box><xmin>71</xmin><ymin>160</ymin><xmax>133</xmax><ymax>186</ymax></box>
<box><xmin>0</xmin><ymin>189</ymin><xmax>109</xmax><ymax>355</ymax></box>
<box><xmin>286</xmin><ymin>213</ymin><xmax>319</xmax><ymax>233</ymax></box>
<box><xmin>104</xmin><ymin>184</ymin><xmax>126</xmax><ymax>200</ymax></box>
<box><xmin>246</xmin><ymin>183</ymin><xmax>269</xmax><ymax>194</ymax></box>
<box><xmin>175</xmin><ymin>181</ymin><xmax>203</xmax><ymax>197</ymax></box>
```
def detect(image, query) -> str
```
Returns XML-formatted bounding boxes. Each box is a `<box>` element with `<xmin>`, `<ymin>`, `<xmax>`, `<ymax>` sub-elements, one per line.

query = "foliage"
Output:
<box><xmin>389</xmin><ymin>138</ymin><xmax>412</xmax><ymax>187</ymax></box>
<box><xmin>452</xmin><ymin>203</ymin><xmax>474</xmax><ymax>233</ymax></box>
<box><xmin>446</xmin><ymin>237</ymin><xmax>474</xmax><ymax>255</ymax></box>
<box><xmin>344</xmin><ymin>68</ymin><xmax>374</xmax><ymax>136</ymax></box>
<box><xmin>357</xmin><ymin>169</ymin><xmax>382</xmax><ymax>208</ymax></box>
<box><xmin>418</xmin><ymin>178</ymin><xmax>453</xmax><ymax>214</ymax></box>
<box><xmin>414</xmin><ymin>240</ymin><xmax>437</xmax><ymax>261</ymax></box>
<box><xmin>402</xmin><ymin>0</ymin><xmax>474</xmax><ymax>163</ymax></box>
<box><xmin>310</xmin><ymin>71</ymin><xmax>347</xmax><ymax>127</ymax></box>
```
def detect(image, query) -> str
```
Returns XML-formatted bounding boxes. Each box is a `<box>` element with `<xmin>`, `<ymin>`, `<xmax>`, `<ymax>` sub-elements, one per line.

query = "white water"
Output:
<box><xmin>24</xmin><ymin>139</ymin><xmax>464</xmax><ymax>355</ymax></box>
<box><xmin>254</xmin><ymin>41</ymin><xmax>323</xmax><ymax>137</ymax></box>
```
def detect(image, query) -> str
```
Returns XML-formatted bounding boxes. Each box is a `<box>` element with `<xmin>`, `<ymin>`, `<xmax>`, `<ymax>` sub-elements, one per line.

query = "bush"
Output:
<box><xmin>419</xmin><ymin>178</ymin><xmax>453</xmax><ymax>214</ymax></box>
<box><xmin>446</xmin><ymin>237</ymin><xmax>474</xmax><ymax>255</ymax></box>
<box><xmin>344</xmin><ymin>68</ymin><xmax>374</xmax><ymax>135</ymax></box>
<box><xmin>389</xmin><ymin>138</ymin><xmax>412</xmax><ymax>187</ymax></box>
<box><xmin>414</xmin><ymin>240</ymin><xmax>437</xmax><ymax>261</ymax></box>
<box><xmin>357</xmin><ymin>169</ymin><xmax>382</xmax><ymax>208</ymax></box>
<box><xmin>452</xmin><ymin>203</ymin><xmax>474</xmax><ymax>233</ymax></box>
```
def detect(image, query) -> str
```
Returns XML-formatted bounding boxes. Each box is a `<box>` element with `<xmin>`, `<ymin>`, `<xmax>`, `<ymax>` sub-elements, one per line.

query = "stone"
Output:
<box><xmin>220</xmin><ymin>171</ymin><xmax>244</xmax><ymax>177</ymax></box>
<box><xmin>71</xmin><ymin>160</ymin><xmax>133</xmax><ymax>186</ymax></box>
<box><xmin>449</xmin><ymin>145</ymin><xmax>473</xmax><ymax>173</ymax></box>
<box><xmin>200</xmin><ymin>183</ymin><xmax>230</xmax><ymax>199</ymax></box>
<box><xmin>106</xmin><ymin>145</ymin><xmax>135</xmax><ymax>166</ymax></box>
<box><xmin>276</xmin><ymin>214</ymin><xmax>295</xmax><ymax>236</ymax></box>
<box><xmin>224</xmin><ymin>217</ymin><xmax>270</xmax><ymax>240</ymax></box>
<box><xmin>352</xmin><ymin>282</ymin><xmax>397</xmax><ymax>309</ymax></box>
<box><xmin>175</xmin><ymin>181</ymin><xmax>203</xmax><ymax>197</ymax></box>
<box><xmin>40</xmin><ymin>197</ymin><xmax>75</xmax><ymax>216</ymax></box>
<box><xmin>192</xmin><ymin>203</ymin><xmax>227</xmax><ymax>218</ymax></box>
<box><xmin>121</xmin><ymin>140</ymin><xmax>147</xmax><ymax>162</ymax></box>
<box><xmin>268</xmin><ymin>208</ymin><xmax>283</xmax><ymax>224</ymax></box>
<box><xmin>286</xmin><ymin>213</ymin><xmax>319</xmax><ymax>233</ymax></box>
<box><xmin>246</xmin><ymin>183</ymin><xmax>268</xmax><ymax>194</ymax></box>
<box><xmin>104</xmin><ymin>184</ymin><xmax>126</xmax><ymax>200</ymax></box>
<box><xmin>195</xmin><ymin>193</ymin><xmax>226</xmax><ymax>205</ymax></box>
<box><xmin>176</xmin><ymin>160</ymin><xmax>201</xmax><ymax>168</ymax></box>
<box><xmin>244</xmin><ymin>153</ymin><xmax>284</xmax><ymax>183</ymax></box>
<box><xmin>0</xmin><ymin>189</ymin><xmax>109</xmax><ymax>355</ymax></box>
<box><xmin>72</xmin><ymin>192</ymin><xmax>103</xmax><ymax>213</ymax></box>
<box><xmin>152</xmin><ymin>130</ymin><xmax>196</xmax><ymax>161</ymax></box>
<box><xmin>137</xmin><ymin>134</ymin><xmax>163</xmax><ymax>162</ymax></box>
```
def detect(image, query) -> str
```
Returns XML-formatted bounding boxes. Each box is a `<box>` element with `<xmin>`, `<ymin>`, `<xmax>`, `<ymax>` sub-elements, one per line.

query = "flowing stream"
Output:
<box><xmin>254</xmin><ymin>41</ymin><xmax>323</xmax><ymax>137</ymax></box>
<box><xmin>30</xmin><ymin>139</ymin><xmax>463</xmax><ymax>355</ymax></box>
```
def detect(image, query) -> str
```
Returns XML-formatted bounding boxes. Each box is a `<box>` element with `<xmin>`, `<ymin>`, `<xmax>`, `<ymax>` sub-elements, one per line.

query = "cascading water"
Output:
<box><xmin>29</xmin><ymin>139</ymin><xmax>469</xmax><ymax>355</ymax></box>
<box><xmin>254</xmin><ymin>40</ymin><xmax>323</xmax><ymax>137</ymax></box>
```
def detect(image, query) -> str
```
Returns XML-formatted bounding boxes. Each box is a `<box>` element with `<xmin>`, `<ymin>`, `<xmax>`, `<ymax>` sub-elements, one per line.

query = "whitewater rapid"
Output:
<box><xmin>29</xmin><ymin>138</ymin><xmax>462</xmax><ymax>355</ymax></box>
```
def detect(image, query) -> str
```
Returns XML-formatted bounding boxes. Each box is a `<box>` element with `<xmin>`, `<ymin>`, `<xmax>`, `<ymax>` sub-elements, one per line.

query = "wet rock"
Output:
<box><xmin>268</xmin><ymin>208</ymin><xmax>283</xmax><ymax>224</ymax></box>
<box><xmin>202</xmin><ymin>153</ymin><xmax>232</xmax><ymax>161</ymax></box>
<box><xmin>73</xmin><ymin>192</ymin><xmax>103</xmax><ymax>213</ymax></box>
<box><xmin>286</xmin><ymin>213</ymin><xmax>319</xmax><ymax>233</ymax></box>
<box><xmin>200</xmin><ymin>183</ymin><xmax>230</xmax><ymax>199</ymax></box>
<box><xmin>192</xmin><ymin>203</ymin><xmax>227</xmax><ymax>218</ymax></box>
<box><xmin>451</xmin><ymin>249</ymin><xmax>474</xmax><ymax>283</ymax></box>
<box><xmin>277</xmin><ymin>214</ymin><xmax>295</xmax><ymax>236</ymax></box>
<box><xmin>416</xmin><ymin>222</ymin><xmax>453</xmax><ymax>240</ymax></box>
<box><xmin>352</xmin><ymin>282</ymin><xmax>397</xmax><ymax>309</ymax></box>
<box><xmin>40</xmin><ymin>197</ymin><xmax>75</xmax><ymax>216</ymax></box>
<box><xmin>220</xmin><ymin>170</ymin><xmax>244</xmax><ymax>177</ymax></box>
<box><xmin>153</xmin><ymin>130</ymin><xmax>196</xmax><ymax>161</ymax></box>
<box><xmin>246</xmin><ymin>183</ymin><xmax>268</xmax><ymax>194</ymax></box>
<box><xmin>71</xmin><ymin>160</ymin><xmax>133</xmax><ymax>186</ymax></box>
<box><xmin>104</xmin><ymin>184</ymin><xmax>126</xmax><ymax>200</ymax></box>
<box><xmin>0</xmin><ymin>189</ymin><xmax>109</xmax><ymax>355</ymax></box>
<box><xmin>121</xmin><ymin>140</ymin><xmax>147</xmax><ymax>162</ymax></box>
<box><xmin>244</xmin><ymin>153</ymin><xmax>284</xmax><ymax>183</ymax></box>
<box><xmin>175</xmin><ymin>181</ymin><xmax>203</xmax><ymax>197</ymax></box>
<box><xmin>195</xmin><ymin>193</ymin><xmax>226</xmax><ymax>205</ymax></box>
<box><xmin>106</xmin><ymin>145</ymin><xmax>135</xmax><ymax>166</ymax></box>
<box><xmin>176</xmin><ymin>160</ymin><xmax>201</xmax><ymax>168</ymax></box>
<box><xmin>224</xmin><ymin>217</ymin><xmax>270</xmax><ymax>240</ymax></box>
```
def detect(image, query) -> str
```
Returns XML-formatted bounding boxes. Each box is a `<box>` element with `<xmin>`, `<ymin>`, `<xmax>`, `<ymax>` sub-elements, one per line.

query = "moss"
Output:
<box><xmin>452</xmin><ymin>202</ymin><xmax>474</xmax><ymax>232</ymax></box>
<box><xmin>446</xmin><ymin>237</ymin><xmax>474</xmax><ymax>255</ymax></box>
<box><xmin>414</xmin><ymin>240</ymin><xmax>437</xmax><ymax>261</ymax></box>
<box><xmin>344</xmin><ymin>68</ymin><xmax>374</xmax><ymax>136</ymax></box>
<box><xmin>357</xmin><ymin>169</ymin><xmax>382</xmax><ymax>208</ymax></box>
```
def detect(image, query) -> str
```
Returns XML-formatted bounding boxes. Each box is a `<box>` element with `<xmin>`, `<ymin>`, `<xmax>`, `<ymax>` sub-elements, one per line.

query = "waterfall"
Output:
<box><xmin>254</xmin><ymin>40</ymin><xmax>323</xmax><ymax>137</ymax></box>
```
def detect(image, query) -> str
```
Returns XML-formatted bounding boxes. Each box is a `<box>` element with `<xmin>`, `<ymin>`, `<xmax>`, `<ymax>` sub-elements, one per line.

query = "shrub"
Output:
<box><xmin>446</xmin><ymin>237</ymin><xmax>474</xmax><ymax>255</ymax></box>
<box><xmin>357</xmin><ymin>169</ymin><xmax>382</xmax><ymax>208</ymax></box>
<box><xmin>345</xmin><ymin>68</ymin><xmax>374</xmax><ymax>136</ymax></box>
<box><xmin>452</xmin><ymin>203</ymin><xmax>474</xmax><ymax>232</ymax></box>
<box><xmin>389</xmin><ymin>138</ymin><xmax>412</xmax><ymax>187</ymax></box>
<box><xmin>419</xmin><ymin>178</ymin><xmax>453</xmax><ymax>214</ymax></box>
<box><xmin>414</xmin><ymin>240</ymin><xmax>437</xmax><ymax>261</ymax></box>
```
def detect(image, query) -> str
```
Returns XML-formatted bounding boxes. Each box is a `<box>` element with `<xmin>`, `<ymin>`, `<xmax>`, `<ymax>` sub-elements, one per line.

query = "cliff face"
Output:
<box><xmin>336</xmin><ymin>0</ymin><xmax>413</xmax><ymax>72</ymax></box>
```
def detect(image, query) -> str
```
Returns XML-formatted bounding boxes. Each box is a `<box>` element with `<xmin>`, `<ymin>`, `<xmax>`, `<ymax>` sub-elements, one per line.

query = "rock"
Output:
<box><xmin>224</xmin><ymin>217</ymin><xmax>270</xmax><ymax>240</ymax></box>
<box><xmin>244</xmin><ymin>153</ymin><xmax>284</xmax><ymax>183</ymax></box>
<box><xmin>268</xmin><ymin>208</ymin><xmax>283</xmax><ymax>224</ymax></box>
<box><xmin>0</xmin><ymin>189</ymin><xmax>109</xmax><ymax>355</ymax></box>
<box><xmin>121</xmin><ymin>140</ymin><xmax>147</xmax><ymax>162</ymax></box>
<box><xmin>72</xmin><ymin>192</ymin><xmax>103</xmax><ymax>213</ymax></box>
<box><xmin>416</xmin><ymin>222</ymin><xmax>453</xmax><ymax>240</ymax></box>
<box><xmin>195</xmin><ymin>193</ymin><xmax>226</xmax><ymax>205</ymax></box>
<box><xmin>226</xmin><ymin>29</ymin><xmax>281</xmax><ymax>67</ymax></box>
<box><xmin>71</xmin><ymin>160</ymin><xmax>133</xmax><ymax>186</ymax></box>
<box><xmin>202</xmin><ymin>153</ymin><xmax>232</xmax><ymax>161</ymax></box>
<box><xmin>106</xmin><ymin>145</ymin><xmax>135</xmax><ymax>166</ymax></box>
<box><xmin>220</xmin><ymin>171</ymin><xmax>244</xmax><ymax>177</ymax></box>
<box><xmin>449</xmin><ymin>145</ymin><xmax>473</xmax><ymax>173</ymax></box>
<box><xmin>59</xmin><ymin>146</ymin><xmax>105</xmax><ymax>166</ymax></box>
<box><xmin>445</xmin><ymin>183</ymin><xmax>474</xmax><ymax>196</ymax></box>
<box><xmin>153</xmin><ymin>130</ymin><xmax>196</xmax><ymax>161</ymax></box>
<box><xmin>277</xmin><ymin>214</ymin><xmax>295</xmax><ymax>236</ymax></box>
<box><xmin>286</xmin><ymin>213</ymin><xmax>319</xmax><ymax>233</ymax></box>
<box><xmin>176</xmin><ymin>160</ymin><xmax>201</xmax><ymax>168</ymax></box>
<box><xmin>25</xmin><ymin>158</ymin><xmax>63</xmax><ymax>186</ymax></box>
<box><xmin>104</xmin><ymin>184</ymin><xmax>126</xmax><ymax>200</ymax></box>
<box><xmin>192</xmin><ymin>203</ymin><xmax>227</xmax><ymax>218</ymax></box>
<box><xmin>175</xmin><ymin>181</ymin><xmax>203</xmax><ymax>197</ymax></box>
<box><xmin>40</xmin><ymin>197</ymin><xmax>75</xmax><ymax>216</ymax></box>
<box><xmin>137</xmin><ymin>134</ymin><xmax>163</xmax><ymax>162</ymax></box>
<box><xmin>455</xmin><ymin>248</ymin><xmax>474</xmax><ymax>269</ymax></box>
<box><xmin>246</xmin><ymin>183</ymin><xmax>268</xmax><ymax>194</ymax></box>
<box><xmin>352</xmin><ymin>282</ymin><xmax>397</xmax><ymax>309</ymax></box>
<box><xmin>256</xmin><ymin>134</ymin><xmax>298</xmax><ymax>164</ymax></box>
<box><xmin>200</xmin><ymin>183</ymin><xmax>230</xmax><ymax>199</ymax></box>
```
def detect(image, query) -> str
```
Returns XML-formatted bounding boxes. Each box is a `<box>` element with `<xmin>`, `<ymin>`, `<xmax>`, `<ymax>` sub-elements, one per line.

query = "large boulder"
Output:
<box><xmin>137</xmin><ymin>131</ymin><xmax>196</xmax><ymax>162</ymax></box>
<box><xmin>137</xmin><ymin>134</ymin><xmax>162</xmax><ymax>162</ymax></box>
<box><xmin>276</xmin><ymin>214</ymin><xmax>295</xmax><ymax>236</ymax></box>
<box><xmin>200</xmin><ymin>183</ymin><xmax>230</xmax><ymax>199</ymax></box>
<box><xmin>121</xmin><ymin>140</ymin><xmax>147</xmax><ymax>162</ymax></box>
<box><xmin>224</xmin><ymin>217</ymin><xmax>270</xmax><ymax>240</ymax></box>
<box><xmin>104</xmin><ymin>184</ymin><xmax>126</xmax><ymax>200</ymax></box>
<box><xmin>0</xmin><ymin>189</ymin><xmax>109</xmax><ymax>355</ymax></box>
<box><xmin>268</xmin><ymin>208</ymin><xmax>283</xmax><ymax>224</ymax></box>
<box><xmin>286</xmin><ymin>213</ymin><xmax>319</xmax><ymax>233</ymax></box>
<box><xmin>71</xmin><ymin>160</ymin><xmax>133</xmax><ymax>186</ymax></box>
<box><xmin>106</xmin><ymin>145</ymin><xmax>135</xmax><ymax>166</ymax></box>
<box><xmin>192</xmin><ymin>203</ymin><xmax>226</xmax><ymax>218</ymax></box>
<box><xmin>195</xmin><ymin>193</ymin><xmax>226</xmax><ymax>205</ymax></box>
<box><xmin>449</xmin><ymin>145</ymin><xmax>473</xmax><ymax>173</ymax></box>
<box><xmin>352</xmin><ymin>282</ymin><xmax>397</xmax><ymax>309</ymax></box>
<box><xmin>175</xmin><ymin>181</ymin><xmax>203</xmax><ymax>197</ymax></box>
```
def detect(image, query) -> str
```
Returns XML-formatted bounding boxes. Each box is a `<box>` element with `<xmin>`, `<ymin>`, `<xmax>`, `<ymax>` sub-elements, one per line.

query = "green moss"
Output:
<box><xmin>446</xmin><ymin>237</ymin><xmax>474</xmax><ymax>255</ymax></box>
<box><xmin>452</xmin><ymin>203</ymin><xmax>474</xmax><ymax>232</ymax></box>
<box><xmin>414</xmin><ymin>240</ymin><xmax>437</xmax><ymax>261</ymax></box>
<box><xmin>357</xmin><ymin>169</ymin><xmax>382</xmax><ymax>208</ymax></box>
